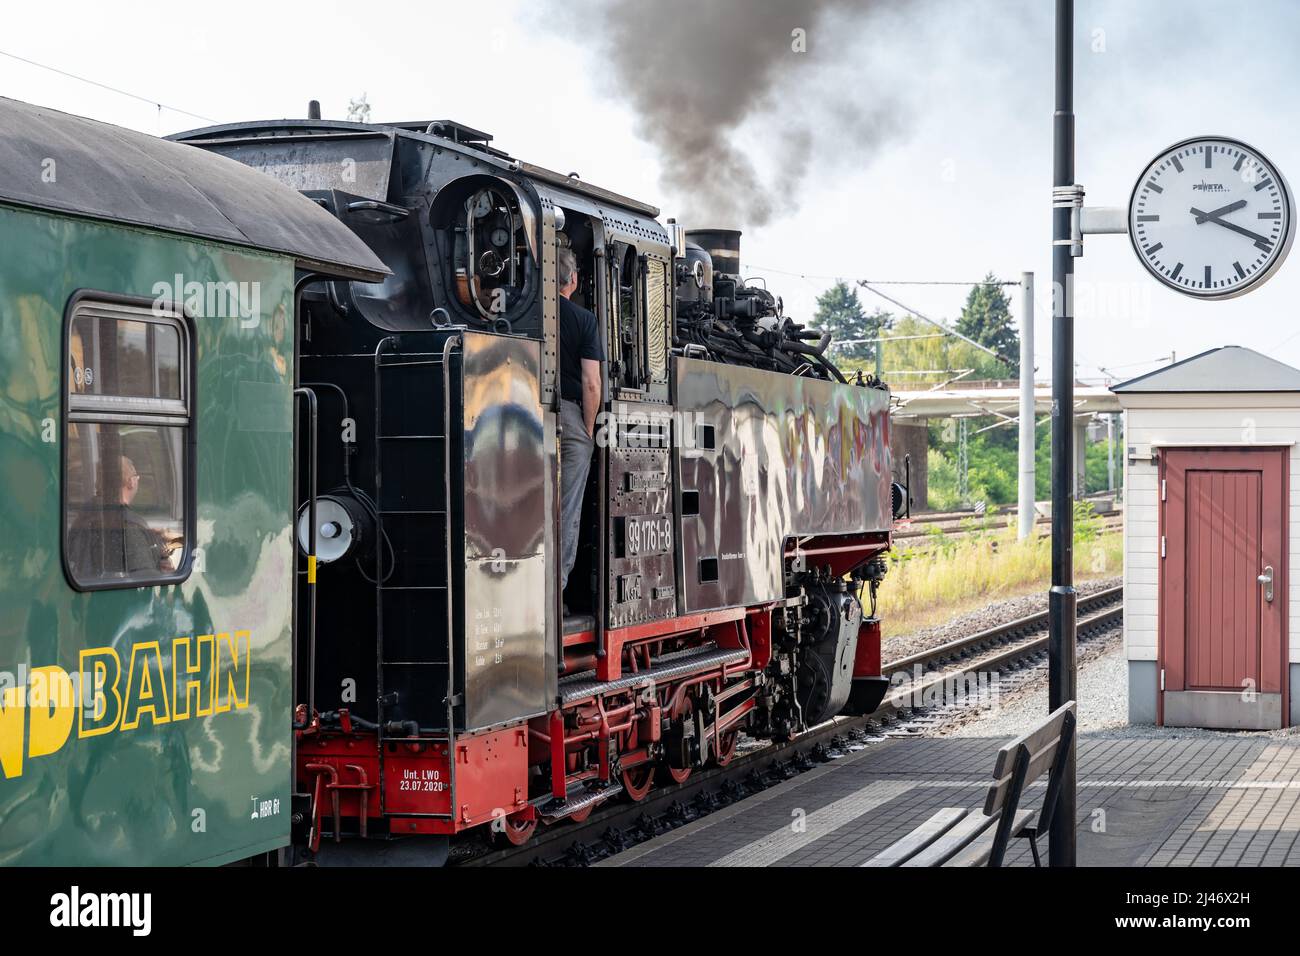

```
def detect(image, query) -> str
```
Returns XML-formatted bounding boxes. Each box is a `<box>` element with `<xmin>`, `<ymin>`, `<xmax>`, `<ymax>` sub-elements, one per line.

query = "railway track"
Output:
<box><xmin>455</xmin><ymin>585</ymin><xmax>1124</xmax><ymax>867</ymax></box>
<box><xmin>893</xmin><ymin>511</ymin><xmax>1123</xmax><ymax>545</ymax></box>
<box><xmin>904</xmin><ymin>492</ymin><xmax>1121</xmax><ymax>526</ymax></box>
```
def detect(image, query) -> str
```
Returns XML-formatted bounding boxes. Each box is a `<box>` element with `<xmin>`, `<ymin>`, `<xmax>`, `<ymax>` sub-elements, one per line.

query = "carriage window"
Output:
<box><xmin>63</xmin><ymin>299</ymin><xmax>192</xmax><ymax>590</ymax></box>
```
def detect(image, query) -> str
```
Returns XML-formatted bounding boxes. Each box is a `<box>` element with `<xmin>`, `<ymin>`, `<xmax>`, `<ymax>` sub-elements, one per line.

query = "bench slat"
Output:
<box><xmin>860</xmin><ymin>807</ymin><xmax>969</xmax><ymax>867</ymax></box>
<box><xmin>901</xmin><ymin>811</ymin><xmax>1001</xmax><ymax>867</ymax></box>
<box><xmin>984</xmin><ymin>703</ymin><xmax>1077</xmax><ymax>816</ymax></box>
<box><xmin>988</xmin><ymin>702</ymin><xmax>1076</xmax><ymax>782</ymax></box>
<box><xmin>942</xmin><ymin>809</ymin><xmax>1035</xmax><ymax>867</ymax></box>
<box><xmin>984</xmin><ymin>741</ymin><xmax>1062</xmax><ymax>816</ymax></box>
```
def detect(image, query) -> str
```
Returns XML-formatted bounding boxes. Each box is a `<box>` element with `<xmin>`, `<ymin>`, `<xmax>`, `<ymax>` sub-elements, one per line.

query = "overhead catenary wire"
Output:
<box><xmin>856</xmin><ymin>280</ymin><xmax>1001</xmax><ymax>360</ymax></box>
<box><xmin>0</xmin><ymin>48</ymin><xmax>219</xmax><ymax>124</ymax></box>
<box><xmin>747</xmin><ymin>263</ymin><xmax>1023</xmax><ymax>288</ymax></box>
<box><xmin>746</xmin><ymin>264</ymin><xmax>1119</xmax><ymax>381</ymax></box>
<box><xmin>829</xmin><ymin>332</ymin><xmax>949</xmax><ymax>348</ymax></box>
<box><xmin>857</xmin><ymin>279</ymin><xmax>1020</xmax><ymax>286</ymax></box>
<box><xmin>744</xmin><ymin>269</ymin><xmax>1015</xmax><ymax>365</ymax></box>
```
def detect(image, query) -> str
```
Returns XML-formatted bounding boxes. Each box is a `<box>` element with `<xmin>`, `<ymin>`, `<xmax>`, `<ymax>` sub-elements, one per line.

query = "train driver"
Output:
<box><xmin>556</xmin><ymin>245</ymin><xmax>604</xmax><ymax>603</ymax></box>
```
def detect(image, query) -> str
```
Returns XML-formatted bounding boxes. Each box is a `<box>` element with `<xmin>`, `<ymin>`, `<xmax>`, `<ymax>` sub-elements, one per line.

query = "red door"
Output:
<box><xmin>1160</xmin><ymin>448</ymin><xmax>1288</xmax><ymax>729</ymax></box>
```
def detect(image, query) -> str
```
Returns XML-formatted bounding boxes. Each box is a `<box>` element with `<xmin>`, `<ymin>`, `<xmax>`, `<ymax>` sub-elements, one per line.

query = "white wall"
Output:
<box><xmin>1119</xmin><ymin>393</ymin><xmax>1300</xmax><ymax>665</ymax></box>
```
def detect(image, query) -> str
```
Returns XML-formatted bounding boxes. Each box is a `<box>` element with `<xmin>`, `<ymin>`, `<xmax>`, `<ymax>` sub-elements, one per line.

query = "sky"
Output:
<box><xmin>3</xmin><ymin>0</ymin><xmax>1299</xmax><ymax>386</ymax></box>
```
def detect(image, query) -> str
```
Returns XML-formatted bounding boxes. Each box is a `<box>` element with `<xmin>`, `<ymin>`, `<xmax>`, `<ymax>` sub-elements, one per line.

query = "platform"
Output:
<box><xmin>599</xmin><ymin>732</ymin><xmax>1300</xmax><ymax>867</ymax></box>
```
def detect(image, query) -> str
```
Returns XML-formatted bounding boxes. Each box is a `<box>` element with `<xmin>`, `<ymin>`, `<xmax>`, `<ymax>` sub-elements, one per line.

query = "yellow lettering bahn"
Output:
<box><xmin>0</xmin><ymin>631</ymin><xmax>252</xmax><ymax>780</ymax></box>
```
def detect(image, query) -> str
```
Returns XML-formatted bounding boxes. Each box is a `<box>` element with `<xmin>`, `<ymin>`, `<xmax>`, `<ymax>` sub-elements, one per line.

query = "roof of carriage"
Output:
<box><xmin>0</xmin><ymin>97</ymin><xmax>389</xmax><ymax>282</ymax></box>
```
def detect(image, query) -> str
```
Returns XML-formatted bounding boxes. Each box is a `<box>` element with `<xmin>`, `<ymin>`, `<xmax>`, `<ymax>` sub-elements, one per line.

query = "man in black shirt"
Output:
<box><xmin>556</xmin><ymin>245</ymin><xmax>604</xmax><ymax>596</ymax></box>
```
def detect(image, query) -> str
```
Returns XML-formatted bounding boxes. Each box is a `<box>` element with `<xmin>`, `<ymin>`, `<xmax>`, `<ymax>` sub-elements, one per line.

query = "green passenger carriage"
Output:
<box><xmin>0</xmin><ymin>98</ymin><xmax>386</xmax><ymax>865</ymax></box>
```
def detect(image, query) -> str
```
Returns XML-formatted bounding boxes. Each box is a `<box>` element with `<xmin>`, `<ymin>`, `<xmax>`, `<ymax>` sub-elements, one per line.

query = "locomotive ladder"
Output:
<box><xmin>373</xmin><ymin>333</ymin><xmax>461</xmax><ymax>821</ymax></box>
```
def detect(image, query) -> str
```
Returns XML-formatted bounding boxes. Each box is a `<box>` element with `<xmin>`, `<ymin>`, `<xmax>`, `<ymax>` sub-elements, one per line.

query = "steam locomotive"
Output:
<box><xmin>0</xmin><ymin>96</ymin><xmax>899</xmax><ymax>865</ymax></box>
<box><xmin>166</xmin><ymin>112</ymin><xmax>902</xmax><ymax>859</ymax></box>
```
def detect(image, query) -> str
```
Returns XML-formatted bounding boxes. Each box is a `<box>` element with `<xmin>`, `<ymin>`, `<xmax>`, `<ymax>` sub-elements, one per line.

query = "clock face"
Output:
<box><xmin>1129</xmin><ymin>137</ymin><xmax>1294</xmax><ymax>299</ymax></box>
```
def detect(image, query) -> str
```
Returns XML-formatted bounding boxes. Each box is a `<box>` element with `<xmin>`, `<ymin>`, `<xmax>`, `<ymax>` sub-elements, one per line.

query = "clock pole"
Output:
<box><xmin>1049</xmin><ymin>0</ymin><xmax>1078</xmax><ymax>867</ymax></box>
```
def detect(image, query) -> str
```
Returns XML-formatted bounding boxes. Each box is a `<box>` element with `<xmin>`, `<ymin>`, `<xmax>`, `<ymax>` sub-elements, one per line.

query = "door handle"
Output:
<box><xmin>1258</xmin><ymin>566</ymin><xmax>1274</xmax><ymax>603</ymax></box>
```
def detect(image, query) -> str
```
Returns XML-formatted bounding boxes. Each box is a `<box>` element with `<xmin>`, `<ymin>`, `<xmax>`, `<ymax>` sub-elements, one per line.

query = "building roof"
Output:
<box><xmin>1111</xmin><ymin>346</ymin><xmax>1300</xmax><ymax>393</ymax></box>
<box><xmin>0</xmin><ymin>98</ymin><xmax>389</xmax><ymax>282</ymax></box>
<box><xmin>892</xmin><ymin>382</ymin><xmax>1120</xmax><ymax>419</ymax></box>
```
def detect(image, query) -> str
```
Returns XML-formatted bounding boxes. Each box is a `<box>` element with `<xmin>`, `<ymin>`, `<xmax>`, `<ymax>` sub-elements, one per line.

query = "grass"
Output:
<box><xmin>877</xmin><ymin>517</ymin><xmax>1123</xmax><ymax>641</ymax></box>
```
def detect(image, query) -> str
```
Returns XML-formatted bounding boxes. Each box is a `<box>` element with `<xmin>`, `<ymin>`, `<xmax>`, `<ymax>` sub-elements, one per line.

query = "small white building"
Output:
<box><xmin>1113</xmin><ymin>346</ymin><xmax>1300</xmax><ymax>730</ymax></box>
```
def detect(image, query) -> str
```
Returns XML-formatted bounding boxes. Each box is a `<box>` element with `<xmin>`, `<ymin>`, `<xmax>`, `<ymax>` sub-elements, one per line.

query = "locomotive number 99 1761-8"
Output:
<box><xmin>624</xmin><ymin>514</ymin><xmax>673</xmax><ymax>558</ymax></box>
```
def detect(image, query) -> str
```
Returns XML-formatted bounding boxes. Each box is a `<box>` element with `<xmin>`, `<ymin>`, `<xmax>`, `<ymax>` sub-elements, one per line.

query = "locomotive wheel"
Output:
<box><xmin>568</xmin><ymin>804</ymin><xmax>593</xmax><ymax>824</ymax></box>
<box><xmin>714</xmin><ymin>725</ymin><xmax>740</xmax><ymax>766</ymax></box>
<box><xmin>660</xmin><ymin>695</ymin><xmax>695</xmax><ymax>786</ymax></box>
<box><xmin>621</xmin><ymin>764</ymin><xmax>655</xmax><ymax>801</ymax></box>
<box><xmin>495</xmin><ymin>810</ymin><xmax>538</xmax><ymax>847</ymax></box>
<box><xmin>619</xmin><ymin>723</ymin><xmax>655</xmax><ymax>801</ymax></box>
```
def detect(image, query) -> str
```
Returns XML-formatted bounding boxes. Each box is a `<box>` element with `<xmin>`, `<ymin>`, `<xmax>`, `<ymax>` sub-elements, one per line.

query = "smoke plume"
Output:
<box><xmin>545</xmin><ymin>0</ymin><xmax>902</xmax><ymax>229</ymax></box>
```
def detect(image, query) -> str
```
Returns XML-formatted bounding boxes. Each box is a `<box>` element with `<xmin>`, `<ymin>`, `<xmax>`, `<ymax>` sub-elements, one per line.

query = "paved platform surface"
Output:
<box><xmin>599</xmin><ymin>732</ymin><xmax>1300</xmax><ymax>867</ymax></box>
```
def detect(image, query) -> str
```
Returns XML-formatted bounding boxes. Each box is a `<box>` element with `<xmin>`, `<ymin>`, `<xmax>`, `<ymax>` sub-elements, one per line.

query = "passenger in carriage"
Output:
<box><xmin>555</xmin><ymin>245</ymin><xmax>604</xmax><ymax>601</ymax></box>
<box><xmin>67</xmin><ymin>455</ymin><xmax>171</xmax><ymax>578</ymax></box>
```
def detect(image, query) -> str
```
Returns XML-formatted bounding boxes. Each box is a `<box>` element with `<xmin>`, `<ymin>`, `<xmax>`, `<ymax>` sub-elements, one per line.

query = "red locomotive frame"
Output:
<box><xmin>296</xmin><ymin>531</ymin><xmax>890</xmax><ymax>850</ymax></box>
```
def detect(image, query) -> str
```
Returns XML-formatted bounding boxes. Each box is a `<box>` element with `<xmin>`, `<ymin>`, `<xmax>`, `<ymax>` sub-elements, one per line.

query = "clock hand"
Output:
<box><xmin>1189</xmin><ymin>207</ymin><xmax>1274</xmax><ymax>251</ymax></box>
<box><xmin>1193</xmin><ymin>199</ymin><xmax>1247</xmax><ymax>224</ymax></box>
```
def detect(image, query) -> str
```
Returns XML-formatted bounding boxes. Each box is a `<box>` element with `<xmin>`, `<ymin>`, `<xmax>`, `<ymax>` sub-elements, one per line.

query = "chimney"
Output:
<box><xmin>686</xmin><ymin>229</ymin><xmax>742</xmax><ymax>277</ymax></box>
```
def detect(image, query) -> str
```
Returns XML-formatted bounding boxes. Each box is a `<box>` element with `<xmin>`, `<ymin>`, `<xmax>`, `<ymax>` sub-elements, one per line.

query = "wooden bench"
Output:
<box><xmin>862</xmin><ymin>701</ymin><xmax>1077</xmax><ymax>868</ymax></box>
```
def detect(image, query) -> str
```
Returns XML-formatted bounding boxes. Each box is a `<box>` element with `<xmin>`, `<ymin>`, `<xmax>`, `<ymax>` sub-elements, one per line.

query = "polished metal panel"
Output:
<box><xmin>673</xmin><ymin>358</ymin><xmax>893</xmax><ymax>613</ymax></box>
<box><xmin>459</xmin><ymin>331</ymin><xmax>554</xmax><ymax>730</ymax></box>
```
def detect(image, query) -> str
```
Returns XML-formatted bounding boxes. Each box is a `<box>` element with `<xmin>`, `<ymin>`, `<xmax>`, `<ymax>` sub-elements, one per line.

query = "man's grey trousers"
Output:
<box><xmin>559</xmin><ymin>398</ymin><xmax>594</xmax><ymax>592</ymax></box>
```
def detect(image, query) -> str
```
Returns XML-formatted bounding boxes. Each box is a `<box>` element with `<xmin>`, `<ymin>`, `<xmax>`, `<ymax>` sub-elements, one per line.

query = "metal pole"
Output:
<box><xmin>1049</xmin><ymin>0</ymin><xmax>1078</xmax><ymax>867</ymax></box>
<box><xmin>1106</xmin><ymin>414</ymin><xmax>1116</xmax><ymax>492</ymax></box>
<box><xmin>1018</xmin><ymin>272</ymin><xmax>1036</xmax><ymax>539</ymax></box>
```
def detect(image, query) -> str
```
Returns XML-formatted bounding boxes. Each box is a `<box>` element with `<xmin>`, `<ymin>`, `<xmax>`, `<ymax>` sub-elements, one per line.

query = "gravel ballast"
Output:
<box><xmin>883</xmin><ymin>576</ymin><xmax>1121</xmax><ymax>663</ymax></box>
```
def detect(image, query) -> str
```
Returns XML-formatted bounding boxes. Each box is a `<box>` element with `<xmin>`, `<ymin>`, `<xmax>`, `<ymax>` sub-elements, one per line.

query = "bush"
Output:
<box><xmin>878</xmin><ymin>526</ymin><xmax>1122</xmax><ymax>639</ymax></box>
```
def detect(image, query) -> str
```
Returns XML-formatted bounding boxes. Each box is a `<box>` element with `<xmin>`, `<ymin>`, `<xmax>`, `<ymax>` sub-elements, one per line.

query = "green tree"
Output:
<box><xmin>927</xmin><ymin>420</ymin><xmax>1019</xmax><ymax>508</ymax></box>
<box><xmin>814</xmin><ymin>280</ymin><xmax>892</xmax><ymax>363</ymax></box>
<box><xmin>956</xmin><ymin>273</ymin><xmax>1020</xmax><ymax>373</ymax></box>
<box><xmin>1033</xmin><ymin>422</ymin><xmax>1123</xmax><ymax>498</ymax></box>
<box><xmin>849</xmin><ymin>315</ymin><xmax>1010</xmax><ymax>388</ymax></box>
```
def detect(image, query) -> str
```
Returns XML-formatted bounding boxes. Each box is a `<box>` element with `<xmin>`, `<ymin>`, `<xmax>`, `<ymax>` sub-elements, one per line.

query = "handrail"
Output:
<box><xmin>294</xmin><ymin>387</ymin><xmax>319</xmax><ymax>719</ymax></box>
<box><xmin>441</xmin><ymin>332</ymin><xmax>463</xmax><ymax>820</ymax></box>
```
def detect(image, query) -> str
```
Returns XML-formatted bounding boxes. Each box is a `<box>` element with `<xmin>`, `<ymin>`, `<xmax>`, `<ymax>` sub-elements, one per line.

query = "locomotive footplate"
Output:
<box><xmin>538</xmin><ymin>780</ymin><xmax>625</xmax><ymax>823</ymax></box>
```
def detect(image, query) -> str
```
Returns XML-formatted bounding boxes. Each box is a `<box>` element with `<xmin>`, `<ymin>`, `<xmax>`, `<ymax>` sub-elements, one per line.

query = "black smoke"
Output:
<box><xmin>544</xmin><ymin>0</ymin><xmax>903</xmax><ymax>228</ymax></box>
